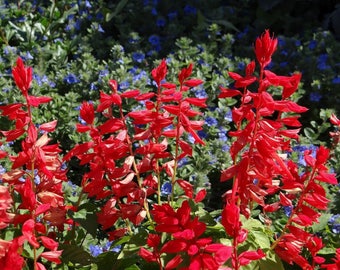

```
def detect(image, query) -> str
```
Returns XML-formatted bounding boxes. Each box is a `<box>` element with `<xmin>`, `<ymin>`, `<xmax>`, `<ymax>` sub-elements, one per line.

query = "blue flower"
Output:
<box><xmin>132</xmin><ymin>52</ymin><xmax>145</xmax><ymax>63</ymax></box>
<box><xmin>222</xmin><ymin>144</ymin><xmax>230</xmax><ymax>152</ymax></box>
<box><xmin>317</xmin><ymin>54</ymin><xmax>330</xmax><ymax>70</ymax></box>
<box><xmin>167</xmin><ymin>11</ymin><xmax>177</xmax><ymax>20</ymax></box>
<box><xmin>90</xmin><ymin>83</ymin><xmax>97</xmax><ymax>91</ymax></box>
<box><xmin>205</xmin><ymin>116</ymin><xmax>218</xmax><ymax>127</ymax></box>
<box><xmin>295</xmin><ymin>40</ymin><xmax>301</xmax><ymax>46</ymax></box>
<box><xmin>193</xmin><ymin>88</ymin><xmax>207</xmax><ymax>98</ymax></box>
<box><xmin>308</xmin><ymin>40</ymin><xmax>317</xmax><ymax>50</ymax></box>
<box><xmin>85</xmin><ymin>0</ymin><xmax>91</xmax><ymax>8</ymax></box>
<box><xmin>183</xmin><ymin>5</ymin><xmax>197</xmax><ymax>15</ymax></box>
<box><xmin>156</xmin><ymin>18</ymin><xmax>166</xmax><ymax>27</ymax></box>
<box><xmin>148</xmin><ymin>35</ymin><xmax>160</xmax><ymax>47</ymax></box>
<box><xmin>329</xmin><ymin>214</ymin><xmax>340</xmax><ymax>234</ymax></box>
<box><xmin>309</xmin><ymin>92</ymin><xmax>322</xmax><ymax>102</ymax></box>
<box><xmin>283</xmin><ymin>206</ymin><xmax>293</xmax><ymax>217</ymax></box>
<box><xmin>64</xmin><ymin>74</ymin><xmax>80</xmax><ymax>84</ymax></box>
<box><xmin>332</xmin><ymin>77</ymin><xmax>340</xmax><ymax>84</ymax></box>
<box><xmin>197</xmin><ymin>130</ymin><xmax>207</xmax><ymax>139</ymax></box>
<box><xmin>89</xmin><ymin>245</ymin><xmax>102</xmax><ymax>257</ymax></box>
<box><xmin>178</xmin><ymin>157</ymin><xmax>188</xmax><ymax>168</ymax></box>
<box><xmin>218</xmin><ymin>128</ymin><xmax>228</xmax><ymax>142</ymax></box>
<box><xmin>224</xmin><ymin>110</ymin><xmax>233</xmax><ymax>122</ymax></box>
<box><xmin>161</xmin><ymin>182</ymin><xmax>172</xmax><ymax>196</ymax></box>
<box><xmin>89</xmin><ymin>241</ymin><xmax>121</xmax><ymax>257</ymax></box>
<box><xmin>98</xmin><ymin>24</ymin><xmax>105</xmax><ymax>33</ymax></box>
<box><xmin>99</xmin><ymin>69</ymin><xmax>109</xmax><ymax>77</ymax></box>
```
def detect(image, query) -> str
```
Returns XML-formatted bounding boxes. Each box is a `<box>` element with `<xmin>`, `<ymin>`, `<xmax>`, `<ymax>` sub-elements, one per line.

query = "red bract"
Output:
<box><xmin>254</xmin><ymin>29</ymin><xmax>278</xmax><ymax>68</ymax></box>
<box><xmin>152</xmin><ymin>59</ymin><xmax>167</xmax><ymax>86</ymax></box>
<box><xmin>0</xmin><ymin>186</ymin><xmax>13</xmax><ymax>229</ymax></box>
<box><xmin>12</xmin><ymin>57</ymin><xmax>32</xmax><ymax>96</ymax></box>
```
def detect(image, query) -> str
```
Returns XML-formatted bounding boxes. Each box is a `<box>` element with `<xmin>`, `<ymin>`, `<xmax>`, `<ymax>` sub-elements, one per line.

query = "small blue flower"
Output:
<box><xmin>161</xmin><ymin>182</ymin><xmax>172</xmax><ymax>196</ymax></box>
<box><xmin>148</xmin><ymin>35</ymin><xmax>161</xmax><ymax>51</ymax></box>
<box><xmin>295</xmin><ymin>40</ymin><xmax>301</xmax><ymax>46</ymax></box>
<box><xmin>309</xmin><ymin>92</ymin><xmax>322</xmax><ymax>102</ymax></box>
<box><xmin>90</xmin><ymin>83</ymin><xmax>97</xmax><ymax>91</ymax></box>
<box><xmin>99</xmin><ymin>69</ymin><xmax>109</xmax><ymax>77</ymax></box>
<box><xmin>317</xmin><ymin>54</ymin><xmax>330</xmax><ymax>70</ymax></box>
<box><xmin>156</xmin><ymin>18</ymin><xmax>166</xmax><ymax>27</ymax></box>
<box><xmin>167</xmin><ymin>11</ymin><xmax>177</xmax><ymax>20</ymax></box>
<box><xmin>193</xmin><ymin>88</ymin><xmax>207</xmax><ymax>98</ymax></box>
<box><xmin>85</xmin><ymin>0</ymin><xmax>92</xmax><ymax>8</ymax></box>
<box><xmin>89</xmin><ymin>245</ymin><xmax>103</xmax><ymax>257</ymax></box>
<box><xmin>132</xmin><ymin>52</ymin><xmax>145</xmax><ymax>63</ymax></box>
<box><xmin>98</xmin><ymin>24</ymin><xmax>105</xmax><ymax>33</ymax></box>
<box><xmin>118</xmin><ymin>81</ymin><xmax>130</xmax><ymax>90</ymax></box>
<box><xmin>283</xmin><ymin>206</ymin><xmax>293</xmax><ymax>217</ymax></box>
<box><xmin>332</xmin><ymin>77</ymin><xmax>340</xmax><ymax>84</ymax></box>
<box><xmin>64</xmin><ymin>74</ymin><xmax>80</xmax><ymax>84</ymax></box>
<box><xmin>222</xmin><ymin>144</ymin><xmax>230</xmax><ymax>152</ymax></box>
<box><xmin>279</xmin><ymin>62</ymin><xmax>288</xmax><ymax>68</ymax></box>
<box><xmin>329</xmin><ymin>214</ymin><xmax>340</xmax><ymax>234</ymax></box>
<box><xmin>308</xmin><ymin>40</ymin><xmax>317</xmax><ymax>50</ymax></box>
<box><xmin>197</xmin><ymin>130</ymin><xmax>207</xmax><ymax>139</ymax></box>
<box><xmin>0</xmin><ymin>165</ymin><xmax>6</xmax><ymax>174</ymax></box>
<box><xmin>218</xmin><ymin>128</ymin><xmax>228</xmax><ymax>142</ymax></box>
<box><xmin>224</xmin><ymin>110</ymin><xmax>233</xmax><ymax>122</ymax></box>
<box><xmin>178</xmin><ymin>157</ymin><xmax>188</xmax><ymax>168</ymax></box>
<box><xmin>183</xmin><ymin>5</ymin><xmax>197</xmax><ymax>15</ymax></box>
<box><xmin>205</xmin><ymin>116</ymin><xmax>218</xmax><ymax>127</ymax></box>
<box><xmin>237</xmin><ymin>62</ymin><xmax>245</xmax><ymax>71</ymax></box>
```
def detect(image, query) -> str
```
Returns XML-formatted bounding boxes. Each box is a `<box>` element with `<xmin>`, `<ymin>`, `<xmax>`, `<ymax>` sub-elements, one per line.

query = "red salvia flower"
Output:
<box><xmin>255</xmin><ymin>29</ymin><xmax>278</xmax><ymax>68</ymax></box>
<box><xmin>12</xmin><ymin>57</ymin><xmax>32</xmax><ymax>96</ymax></box>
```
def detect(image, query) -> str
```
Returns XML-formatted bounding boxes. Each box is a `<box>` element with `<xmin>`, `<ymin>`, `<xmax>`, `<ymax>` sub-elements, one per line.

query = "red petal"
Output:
<box><xmin>27</xmin><ymin>96</ymin><xmax>52</xmax><ymax>107</ymax></box>
<box><xmin>39</xmin><ymin>120</ymin><xmax>58</xmax><ymax>132</ymax></box>
<box><xmin>40</xmin><ymin>250</ymin><xmax>62</xmax><ymax>264</ymax></box>
<box><xmin>160</xmin><ymin>239</ymin><xmax>187</xmax><ymax>253</ymax></box>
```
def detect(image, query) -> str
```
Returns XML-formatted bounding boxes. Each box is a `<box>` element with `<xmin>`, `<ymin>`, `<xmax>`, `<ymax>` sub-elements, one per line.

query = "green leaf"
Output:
<box><xmin>259</xmin><ymin>253</ymin><xmax>285</xmax><ymax>270</ymax></box>
<box><xmin>60</xmin><ymin>244</ymin><xmax>94</xmax><ymax>266</ymax></box>
<box><xmin>250</xmin><ymin>230</ymin><xmax>271</xmax><ymax>250</ymax></box>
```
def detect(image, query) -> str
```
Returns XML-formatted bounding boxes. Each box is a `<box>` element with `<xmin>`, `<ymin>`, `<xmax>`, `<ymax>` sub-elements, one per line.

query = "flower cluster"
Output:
<box><xmin>0</xmin><ymin>30</ymin><xmax>338</xmax><ymax>269</ymax></box>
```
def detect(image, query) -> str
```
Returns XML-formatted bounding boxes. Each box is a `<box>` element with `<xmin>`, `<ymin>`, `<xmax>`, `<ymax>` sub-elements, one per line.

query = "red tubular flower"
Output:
<box><xmin>0</xmin><ymin>186</ymin><xmax>13</xmax><ymax>229</ymax></box>
<box><xmin>255</xmin><ymin>29</ymin><xmax>278</xmax><ymax>68</ymax></box>
<box><xmin>12</xmin><ymin>57</ymin><xmax>32</xmax><ymax>96</ymax></box>
<box><xmin>152</xmin><ymin>59</ymin><xmax>167</xmax><ymax>86</ymax></box>
<box><xmin>221</xmin><ymin>202</ymin><xmax>241</xmax><ymax>238</ymax></box>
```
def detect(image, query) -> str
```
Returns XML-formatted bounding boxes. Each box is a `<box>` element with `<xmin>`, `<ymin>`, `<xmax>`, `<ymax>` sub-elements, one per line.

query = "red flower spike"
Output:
<box><xmin>80</xmin><ymin>101</ymin><xmax>95</xmax><ymax>125</ymax></box>
<box><xmin>108</xmin><ymin>79</ymin><xmax>118</xmax><ymax>93</ymax></box>
<box><xmin>255</xmin><ymin>29</ymin><xmax>278</xmax><ymax>68</ymax></box>
<box><xmin>12</xmin><ymin>57</ymin><xmax>32</xmax><ymax>96</ymax></box>
<box><xmin>152</xmin><ymin>59</ymin><xmax>167</xmax><ymax>86</ymax></box>
<box><xmin>178</xmin><ymin>63</ymin><xmax>193</xmax><ymax>85</ymax></box>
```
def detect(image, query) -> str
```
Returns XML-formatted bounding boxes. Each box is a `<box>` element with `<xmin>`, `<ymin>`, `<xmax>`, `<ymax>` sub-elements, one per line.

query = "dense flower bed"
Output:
<box><xmin>0</xmin><ymin>1</ymin><xmax>340</xmax><ymax>269</ymax></box>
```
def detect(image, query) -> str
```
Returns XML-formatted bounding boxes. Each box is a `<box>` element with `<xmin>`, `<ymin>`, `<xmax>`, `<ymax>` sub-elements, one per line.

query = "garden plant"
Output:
<box><xmin>0</xmin><ymin>26</ymin><xmax>339</xmax><ymax>270</ymax></box>
<box><xmin>0</xmin><ymin>1</ymin><xmax>340</xmax><ymax>270</ymax></box>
